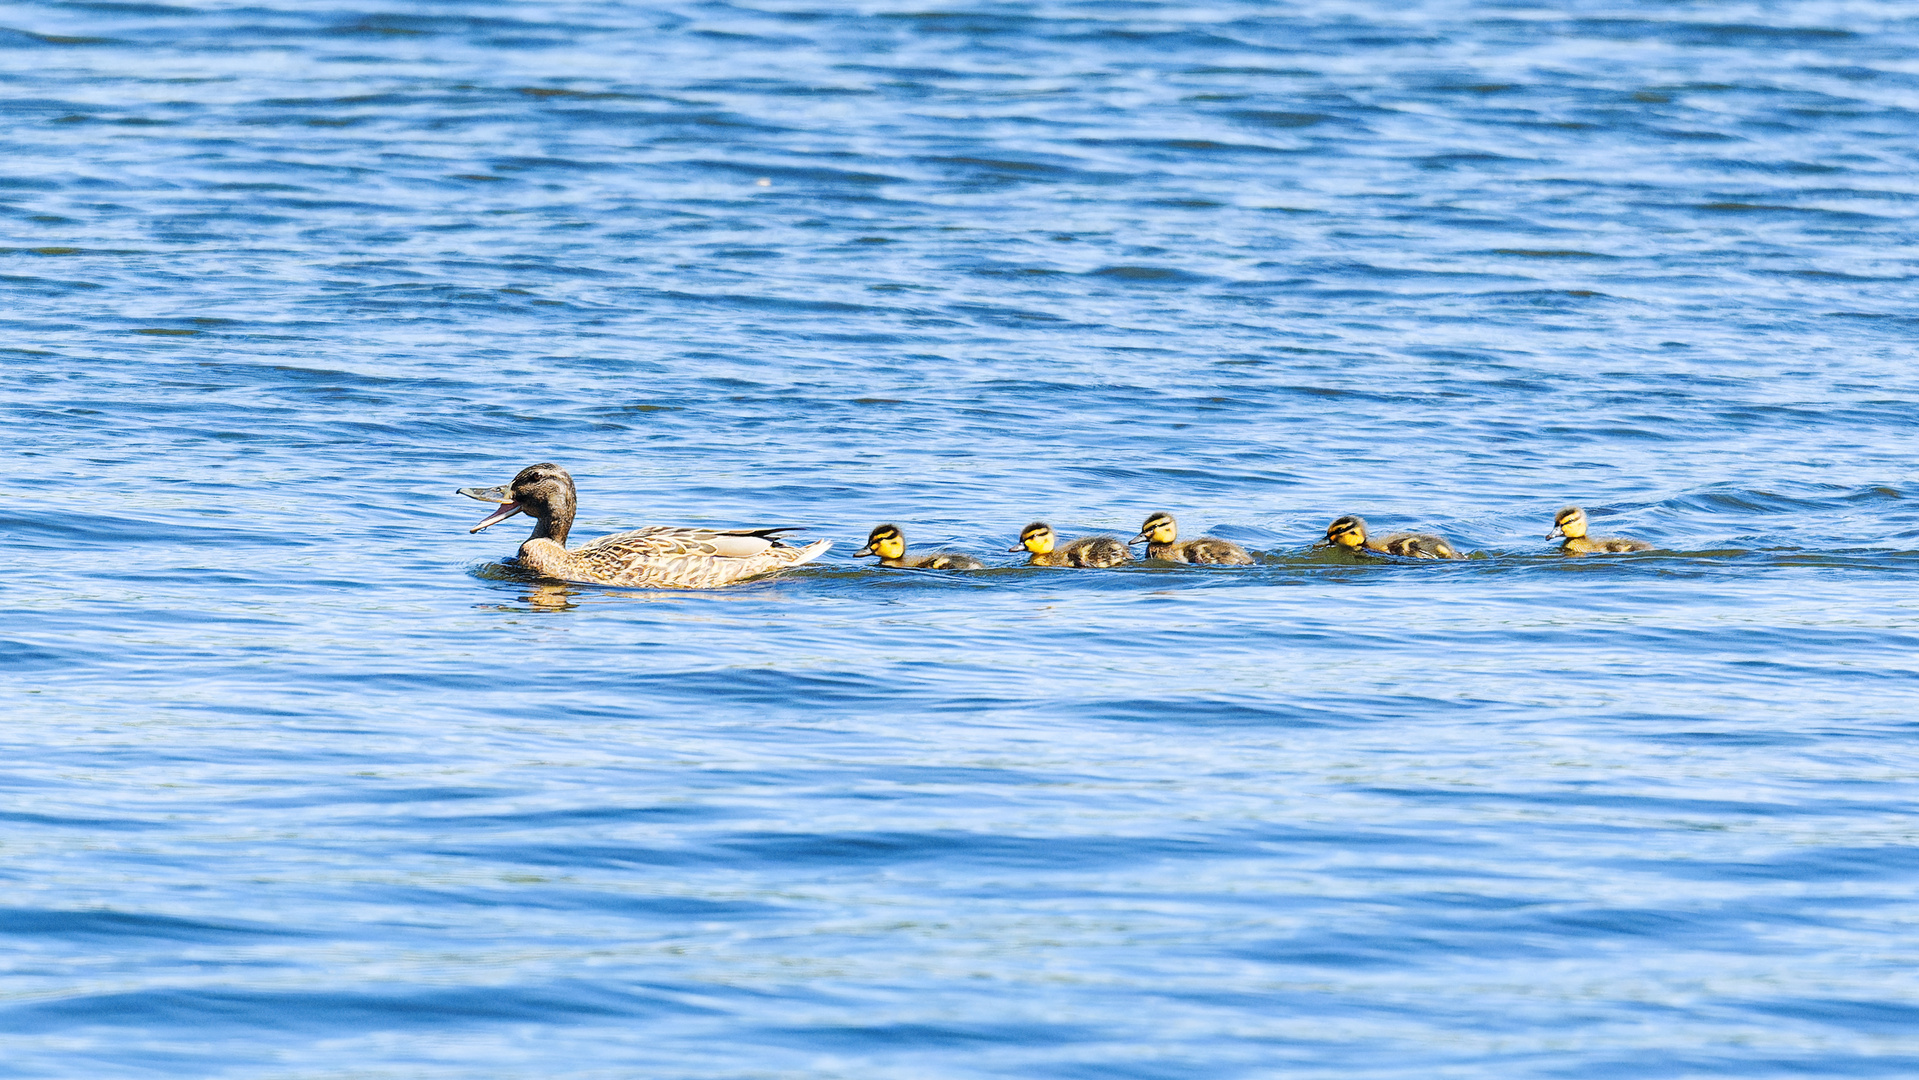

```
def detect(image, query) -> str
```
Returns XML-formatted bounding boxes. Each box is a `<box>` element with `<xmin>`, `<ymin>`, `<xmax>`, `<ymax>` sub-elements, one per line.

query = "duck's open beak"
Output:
<box><xmin>458</xmin><ymin>484</ymin><xmax>523</xmax><ymax>533</ymax></box>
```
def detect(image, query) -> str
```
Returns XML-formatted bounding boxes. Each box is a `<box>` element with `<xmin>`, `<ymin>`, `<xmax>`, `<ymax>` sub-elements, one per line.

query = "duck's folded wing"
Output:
<box><xmin>576</xmin><ymin>526</ymin><xmax>807</xmax><ymax>559</ymax></box>
<box><xmin>563</xmin><ymin>529</ymin><xmax>829</xmax><ymax>588</ymax></box>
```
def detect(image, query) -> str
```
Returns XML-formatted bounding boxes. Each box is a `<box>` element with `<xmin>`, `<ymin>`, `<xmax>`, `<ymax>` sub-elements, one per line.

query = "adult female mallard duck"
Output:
<box><xmin>459</xmin><ymin>463</ymin><xmax>829</xmax><ymax>589</ymax></box>
<box><xmin>1129</xmin><ymin>511</ymin><xmax>1254</xmax><ymax>565</ymax></box>
<box><xmin>1547</xmin><ymin>506</ymin><xmax>1653</xmax><ymax>554</ymax></box>
<box><xmin>1008</xmin><ymin>521</ymin><xmax>1130</xmax><ymax>568</ymax></box>
<box><xmin>1316</xmin><ymin>515</ymin><xmax>1462</xmax><ymax>560</ymax></box>
<box><xmin>854</xmin><ymin>524</ymin><xmax>984</xmax><ymax>570</ymax></box>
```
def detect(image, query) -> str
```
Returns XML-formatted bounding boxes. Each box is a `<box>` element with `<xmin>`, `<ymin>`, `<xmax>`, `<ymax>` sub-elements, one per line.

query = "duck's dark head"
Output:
<box><xmin>460</xmin><ymin>462</ymin><xmax>577</xmax><ymax>544</ymax></box>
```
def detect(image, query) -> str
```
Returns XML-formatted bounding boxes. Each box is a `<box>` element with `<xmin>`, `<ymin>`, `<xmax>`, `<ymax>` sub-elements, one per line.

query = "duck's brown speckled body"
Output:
<box><xmin>460</xmin><ymin>463</ymin><xmax>829</xmax><ymax>589</ymax></box>
<box><xmin>854</xmin><ymin>524</ymin><xmax>985</xmax><ymax>570</ymax></box>
<box><xmin>1318</xmin><ymin>514</ymin><xmax>1462</xmax><ymax>560</ymax></box>
<box><xmin>1130</xmin><ymin>511</ymin><xmax>1254</xmax><ymax>565</ymax></box>
<box><xmin>1009</xmin><ymin>521</ymin><xmax>1130</xmax><ymax>568</ymax></box>
<box><xmin>1548</xmin><ymin>506</ymin><xmax>1653</xmax><ymax>555</ymax></box>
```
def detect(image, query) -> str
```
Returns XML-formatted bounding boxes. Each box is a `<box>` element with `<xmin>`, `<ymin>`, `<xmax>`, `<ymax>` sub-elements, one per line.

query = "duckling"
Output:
<box><xmin>1547</xmin><ymin>506</ymin><xmax>1653</xmax><ymax>555</ymax></box>
<box><xmin>460</xmin><ymin>462</ymin><xmax>829</xmax><ymax>589</ymax></box>
<box><xmin>1316</xmin><ymin>514</ymin><xmax>1462</xmax><ymax>560</ymax></box>
<box><xmin>1007</xmin><ymin>521</ymin><xmax>1131</xmax><ymax>568</ymax></box>
<box><xmin>1129</xmin><ymin>511</ymin><xmax>1254</xmax><ymax>565</ymax></box>
<box><xmin>854</xmin><ymin>523</ymin><xmax>985</xmax><ymax>570</ymax></box>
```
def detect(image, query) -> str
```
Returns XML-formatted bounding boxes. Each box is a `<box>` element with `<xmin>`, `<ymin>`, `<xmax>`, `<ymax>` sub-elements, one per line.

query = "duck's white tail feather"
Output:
<box><xmin>785</xmin><ymin>539</ymin><xmax>832</xmax><ymax>567</ymax></box>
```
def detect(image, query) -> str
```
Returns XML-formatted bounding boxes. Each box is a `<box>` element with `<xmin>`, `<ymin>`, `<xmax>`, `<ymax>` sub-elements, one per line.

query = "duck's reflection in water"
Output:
<box><xmin>521</xmin><ymin>583</ymin><xmax>578</xmax><ymax>611</ymax></box>
<box><xmin>473</xmin><ymin>581</ymin><xmax>580</xmax><ymax>612</ymax></box>
<box><xmin>479</xmin><ymin>580</ymin><xmax>787</xmax><ymax>613</ymax></box>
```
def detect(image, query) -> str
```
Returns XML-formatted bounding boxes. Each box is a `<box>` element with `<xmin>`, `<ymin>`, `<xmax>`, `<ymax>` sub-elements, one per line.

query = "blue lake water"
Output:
<box><xmin>5</xmin><ymin>1</ymin><xmax>1919</xmax><ymax>1075</ymax></box>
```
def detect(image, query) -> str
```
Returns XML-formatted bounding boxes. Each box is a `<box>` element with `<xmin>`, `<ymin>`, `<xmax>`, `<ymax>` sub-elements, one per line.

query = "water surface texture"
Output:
<box><xmin>5</xmin><ymin>1</ymin><xmax>1919</xmax><ymax>1076</ymax></box>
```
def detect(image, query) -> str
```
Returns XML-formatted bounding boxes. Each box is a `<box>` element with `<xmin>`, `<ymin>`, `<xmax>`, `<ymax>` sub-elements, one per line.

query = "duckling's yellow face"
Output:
<box><xmin>1018</xmin><ymin>523</ymin><xmax>1056</xmax><ymax>554</ymax></box>
<box><xmin>1550</xmin><ymin>507</ymin><xmax>1588</xmax><ymax>540</ymax></box>
<box><xmin>1325</xmin><ymin>516</ymin><xmax>1366</xmax><ymax>549</ymax></box>
<box><xmin>859</xmin><ymin>525</ymin><xmax>906</xmax><ymax>560</ymax></box>
<box><xmin>1138</xmin><ymin>513</ymin><xmax>1177</xmax><ymax>544</ymax></box>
